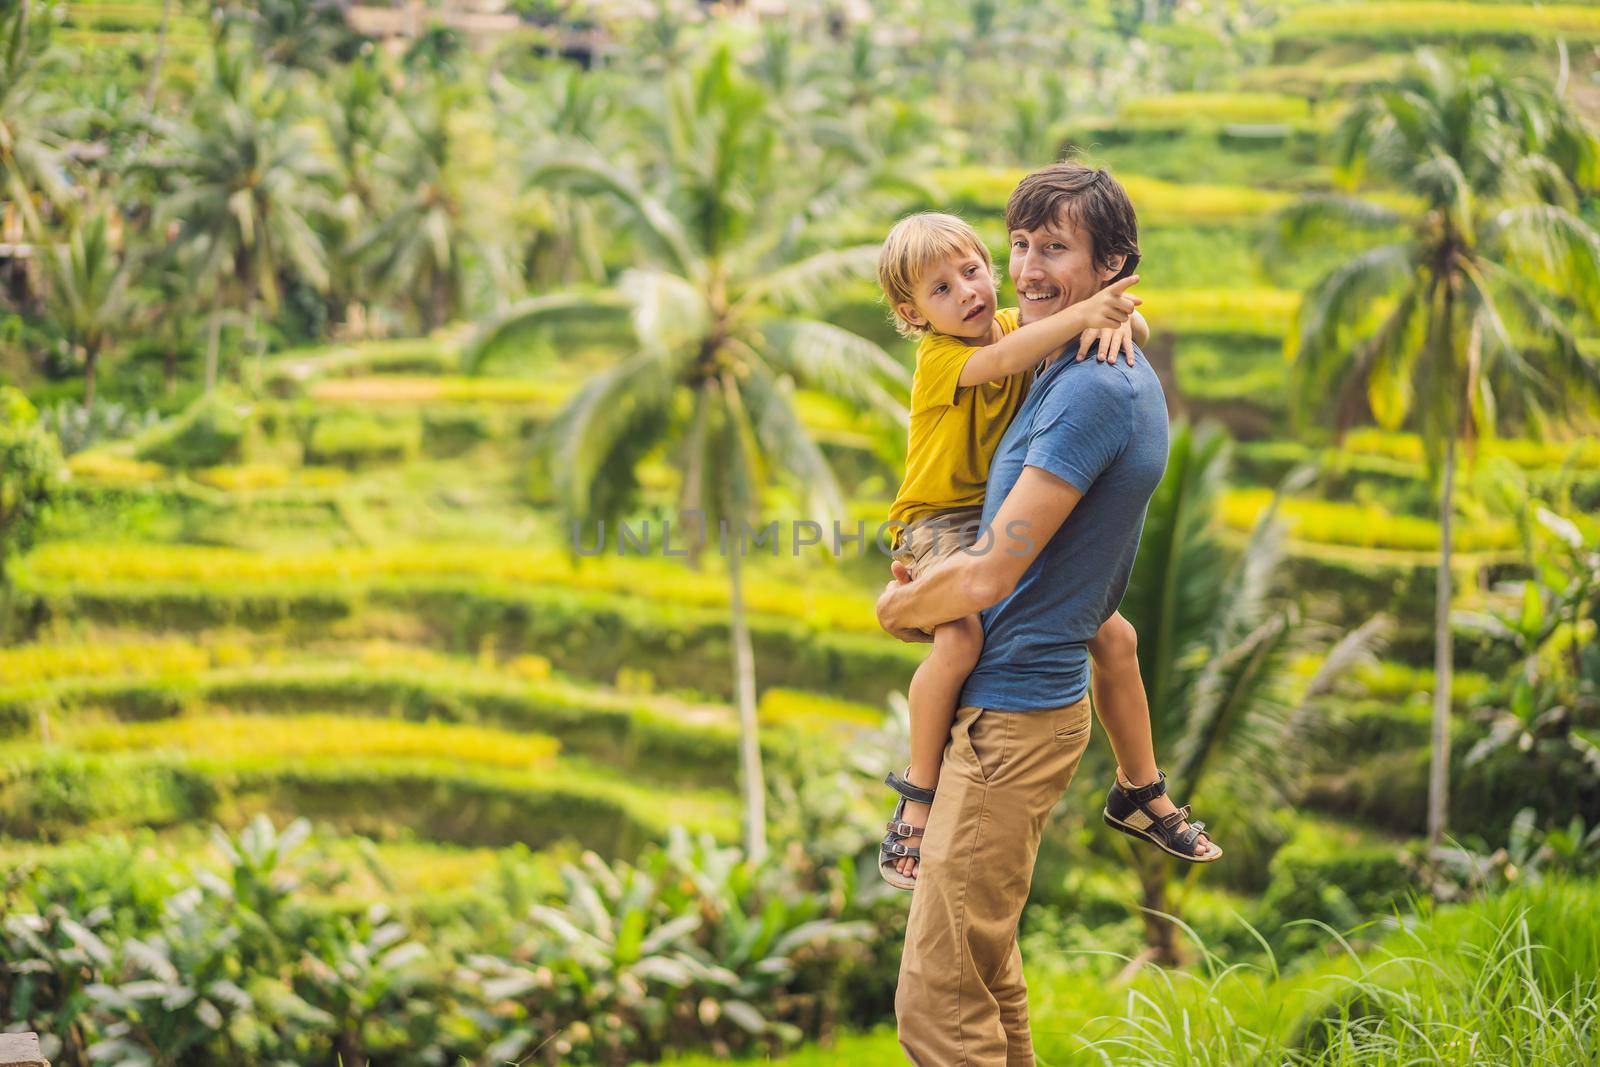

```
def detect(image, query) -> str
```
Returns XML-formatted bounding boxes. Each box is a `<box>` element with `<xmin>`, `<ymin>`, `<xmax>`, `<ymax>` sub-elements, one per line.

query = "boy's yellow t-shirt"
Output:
<box><xmin>888</xmin><ymin>308</ymin><xmax>1031</xmax><ymax>530</ymax></box>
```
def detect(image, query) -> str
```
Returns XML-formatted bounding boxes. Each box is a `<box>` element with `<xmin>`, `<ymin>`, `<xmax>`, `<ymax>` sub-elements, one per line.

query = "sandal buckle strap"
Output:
<box><xmin>1120</xmin><ymin>770</ymin><xmax>1168</xmax><ymax>805</ymax></box>
<box><xmin>884</xmin><ymin>770</ymin><xmax>936</xmax><ymax>805</ymax></box>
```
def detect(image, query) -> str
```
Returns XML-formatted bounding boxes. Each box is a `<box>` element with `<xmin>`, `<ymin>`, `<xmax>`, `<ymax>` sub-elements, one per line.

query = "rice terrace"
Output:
<box><xmin>0</xmin><ymin>0</ymin><xmax>1598</xmax><ymax>1064</ymax></box>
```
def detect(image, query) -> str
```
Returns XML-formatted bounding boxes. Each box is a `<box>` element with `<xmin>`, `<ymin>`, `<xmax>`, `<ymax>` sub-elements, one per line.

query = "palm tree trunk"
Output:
<box><xmin>726</xmin><ymin>542</ymin><xmax>768</xmax><ymax>862</ymax></box>
<box><xmin>1137</xmin><ymin>858</ymin><xmax>1178</xmax><ymax>966</ymax></box>
<box><xmin>1427</xmin><ymin>435</ymin><xmax>1456</xmax><ymax>851</ymax></box>
<box><xmin>204</xmin><ymin>305</ymin><xmax>221</xmax><ymax>393</ymax></box>
<box><xmin>82</xmin><ymin>345</ymin><xmax>97</xmax><ymax>409</ymax></box>
<box><xmin>143</xmin><ymin>0</ymin><xmax>172</xmax><ymax>110</ymax></box>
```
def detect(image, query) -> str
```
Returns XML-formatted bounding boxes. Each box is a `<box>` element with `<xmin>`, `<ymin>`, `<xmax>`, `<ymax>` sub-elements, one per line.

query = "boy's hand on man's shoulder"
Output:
<box><xmin>1077</xmin><ymin>321</ymin><xmax>1138</xmax><ymax>367</ymax></box>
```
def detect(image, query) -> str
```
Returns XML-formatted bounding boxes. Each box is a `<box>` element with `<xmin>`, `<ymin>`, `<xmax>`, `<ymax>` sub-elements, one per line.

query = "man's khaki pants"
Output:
<box><xmin>896</xmin><ymin>697</ymin><xmax>1093</xmax><ymax>1066</ymax></box>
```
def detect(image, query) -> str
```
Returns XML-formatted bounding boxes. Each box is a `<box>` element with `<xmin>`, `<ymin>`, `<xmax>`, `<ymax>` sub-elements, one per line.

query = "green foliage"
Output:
<box><xmin>0</xmin><ymin>817</ymin><xmax>900</xmax><ymax>1066</ymax></box>
<box><xmin>0</xmin><ymin>664</ymin><xmax>750</xmax><ymax>787</ymax></box>
<box><xmin>19</xmin><ymin>577</ymin><xmax>923</xmax><ymax>704</ymax></box>
<box><xmin>0</xmin><ymin>388</ymin><xmax>65</xmax><ymax>588</ymax></box>
<box><xmin>132</xmin><ymin>392</ymin><xmax>247</xmax><ymax>469</ymax></box>
<box><xmin>0</xmin><ymin>744</ymin><xmax>732</xmax><ymax>853</ymax></box>
<box><xmin>304</xmin><ymin>410</ymin><xmax>420</xmax><ymax>468</ymax></box>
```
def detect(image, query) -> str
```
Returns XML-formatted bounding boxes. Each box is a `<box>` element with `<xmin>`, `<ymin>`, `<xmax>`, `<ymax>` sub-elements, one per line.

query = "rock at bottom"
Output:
<box><xmin>0</xmin><ymin>1033</ymin><xmax>45</xmax><ymax>1067</ymax></box>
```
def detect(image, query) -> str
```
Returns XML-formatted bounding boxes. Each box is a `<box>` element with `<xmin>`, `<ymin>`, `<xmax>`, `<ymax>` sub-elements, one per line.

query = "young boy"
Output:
<box><xmin>875</xmin><ymin>211</ymin><xmax>1220</xmax><ymax>889</ymax></box>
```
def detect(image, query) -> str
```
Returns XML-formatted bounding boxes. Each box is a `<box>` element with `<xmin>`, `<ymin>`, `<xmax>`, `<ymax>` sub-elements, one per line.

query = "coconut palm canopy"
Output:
<box><xmin>467</xmin><ymin>44</ymin><xmax>912</xmax><ymax>535</ymax></box>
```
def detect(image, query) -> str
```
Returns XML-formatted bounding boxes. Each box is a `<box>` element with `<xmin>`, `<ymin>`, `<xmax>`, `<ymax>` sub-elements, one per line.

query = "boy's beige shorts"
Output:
<box><xmin>893</xmin><ymin>506</ymin><xmax>986</xmax><ymax>637</ymax></box>
<box><xmin>896</xmin><ymin>697</ymin><xmax>1095</xmax><ymax>1066</ymax></box>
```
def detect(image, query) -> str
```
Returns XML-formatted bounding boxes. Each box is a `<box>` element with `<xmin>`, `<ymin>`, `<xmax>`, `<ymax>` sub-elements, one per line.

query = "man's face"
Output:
<box><xmin>1007</xmin><ymin>212</ymin><xmax>1123</xmax><ymax>325</ymax></box>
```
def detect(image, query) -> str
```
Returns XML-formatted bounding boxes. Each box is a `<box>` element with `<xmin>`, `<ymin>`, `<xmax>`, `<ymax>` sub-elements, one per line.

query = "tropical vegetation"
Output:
<box><xmin>0</xmin><ymin>1</ymin><xmax>1597</xmax><ymax>1064</ymax></box>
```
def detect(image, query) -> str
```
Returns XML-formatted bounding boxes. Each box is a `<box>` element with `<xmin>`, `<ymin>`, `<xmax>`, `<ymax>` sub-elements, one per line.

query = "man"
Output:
<box><xmin>875</xmin><ymin>162</ymin><xmax>1170</xmax><ymax>1066</ymax></box>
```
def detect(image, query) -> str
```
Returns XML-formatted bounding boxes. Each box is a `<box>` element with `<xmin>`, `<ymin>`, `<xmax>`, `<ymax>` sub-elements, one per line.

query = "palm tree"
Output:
<box><xmin>149</xmin><ymin>40</ymin><xmax>330</xmax><ymax>391</ymax></box>
<box><xmin>465</xmin><ymin>46</ymin><xmax>908</xmax><ymax>862</ymax></box>
<box><xmin>1117</xmin><ymin>423</ymin><xmax>1386</xmax><ymax>964</ymax></box>
<box><xmin>0</xmin><ymin>0</ymin><xmax>69</xmax><ymax>242</ymax></box>
<box><xmin>1280</xmin><ymin>53</ymin><xmax>1600</xmax><ymax>853</ymax></box>
<box><xmin>350</xmin><ymin>77</ymin><xmax>505</xmax><ymax>333</ymax></box>
<box><xmin>215</xmin><ymin>0</ymin><xmax>354</xmax><ymax>70</ymax></box>
<box><xmin>321</xmin><ymin>55</ymin><xmax>397</xmax><ymax>336</ymax></box>
<box><xmin>39</xmin><ymin>202</ymin><xmax>138</xmax><ymax>408</ymax></box>
<box><xmin>496</xmin><ymin>65</ymin><xmax>623</xmax><ymax>290</ymax></box>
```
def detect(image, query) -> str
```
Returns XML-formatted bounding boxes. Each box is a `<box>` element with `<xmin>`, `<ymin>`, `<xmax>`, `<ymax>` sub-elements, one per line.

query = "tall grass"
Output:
<box><xmin>687</xmin><ymin>881</ymin><xmax>1600</xmax><ymax>1066</ymax></box>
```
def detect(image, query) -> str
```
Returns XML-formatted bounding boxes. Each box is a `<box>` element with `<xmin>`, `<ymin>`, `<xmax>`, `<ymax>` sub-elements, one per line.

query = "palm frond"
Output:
<box><xmin>1301</xmin><ymin>615</ymin><xmax>1392</xmax><ymax>703</ymax></box>
<box><xmin>741</xmin><ymin>363</ymin><xmax>847</xmax><ymax>528</ymax></box>
<box><xmin>462</xmin><ymin>290</ymin><xmax>632</xmax><ymax>373</ymax></box>
<box><xmin>620</xmin><ymin>268</ymin><xmax>713</xmax><ymax>360</ymax></box>
<box><xmin>1120</xmin><ymin>422</ymin><xmax>1233</xmax><ymax>736</ymax></box>
<box><xmin>1483</xmin><ymin>203</ymin><xmax>1600</xmax><ymax>321</ymax></box>
<box><xmin>1210</xmin><ymin>469</ymin><xmax>1292</xmax><ymax>649</ymax></box>
<box><xmin>532</xmin><ymin>155</ymin><xmax>700</xmax><ymax>279</ymax></box>
<box><xmin>1289</xmin><ymin>242</ymin><xmax>1413</xmax><ymax>419</ymax></box>
<box><xmin>1275</xmin><ymin>194</ymin><xmax>1404</xmax><ymax>251</ymax></box>
<box><xmin>1472</xmin><ymin>258</ymin><xmax>1600</xmax><ymax>420</ymax></box>
<box><xmin>1411</xmin><ymin>149</ymin><xmax>1473</xmax><ymax>232</ymax></box>
<box><xmin>736</xmin><ymin>245</ymin><xmax>882</xmax><ymax>316</ymax></box>
<box><xmin>543</xmin><ymin>349</ymin><xmax>677</xmax><ymax>527</ymax></box>
<box><xmin>1174</xmin><ymin>608</ymin><xmax>1297</xmax><ymax>801</ymax></box>
<box><xmin>1355</xmin><ymin>283</ymin><xmax>1427</xmax><ymax>432</ymax></box>
<box><xmin>758</xmin><ymin>318</ymin><xmax>908</xmax><ymax>420</ymax></box>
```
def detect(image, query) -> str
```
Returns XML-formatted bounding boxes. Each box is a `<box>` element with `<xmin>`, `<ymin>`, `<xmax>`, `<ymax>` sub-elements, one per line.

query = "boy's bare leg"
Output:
<box><xmin>1086</xmin><ymin>611</ymin><xmax>1216</xmax><ymax>855</ymax></box>
<box><xmin>897</xmin><ymin>613</ymin><xmax>984</xmax><ymax>879</ymax></box>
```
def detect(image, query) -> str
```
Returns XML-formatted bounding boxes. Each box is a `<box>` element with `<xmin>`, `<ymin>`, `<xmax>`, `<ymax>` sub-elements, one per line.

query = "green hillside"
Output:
<box><xmin>2</xmin><ymin>0</ymin><xmax>1598</xmax><ymax>1062</ymax></box>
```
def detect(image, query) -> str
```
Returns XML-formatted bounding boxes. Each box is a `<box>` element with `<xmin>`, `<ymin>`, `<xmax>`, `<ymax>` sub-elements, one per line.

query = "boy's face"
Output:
<box><xmin>897</xmin><ymin>249</ymin><xmax>998</xmax><ymax>342</ymax></box>
<box><xmin>1008</xmin><ymin>212</ymin><xmax>1126</xmax><ymax>325</ymax></box>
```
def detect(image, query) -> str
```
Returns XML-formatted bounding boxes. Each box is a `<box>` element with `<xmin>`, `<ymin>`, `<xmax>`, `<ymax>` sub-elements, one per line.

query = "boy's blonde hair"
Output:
<box><xmin>877</xmin><ymin>212</ymin><xmax>995</xmax><ymax>338</ymax></box>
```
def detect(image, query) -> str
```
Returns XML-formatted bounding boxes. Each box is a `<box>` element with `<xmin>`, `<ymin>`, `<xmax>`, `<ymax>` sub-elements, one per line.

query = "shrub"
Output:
<box><xmin>0</xmin><ymin>388</ymin><xmax>65</xmax><ymax>589</ymax></box>
<box><xmin>0</xmin><ymin>817</ymin><xmax>903</xmax><ymax>1066</ymax></box>
<box><xmin>1262</xmin><ymin>839</ymin><xmax>1414</xmax><ymax>951</ymax></box>
<box><xmin>133</xmin><ymin>392</ymin><xmax>247</xmax><ymax>469</ymax></box>
<box><xmin>304</xmin><ymin>411</ymin><xmax>419</xmax><ymax>468</ymax></box>
<box><xmin>421</xmin><ymin>408</ymin><xmax>495</xmax><ymax>456</ymax></box>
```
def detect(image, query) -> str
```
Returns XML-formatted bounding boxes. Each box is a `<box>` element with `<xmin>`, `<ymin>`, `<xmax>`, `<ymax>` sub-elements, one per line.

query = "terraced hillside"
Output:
<box><xmin>5</xmin><ymin>1</ymin><xmax>1599</xmax><ymax>1061</ymax></box>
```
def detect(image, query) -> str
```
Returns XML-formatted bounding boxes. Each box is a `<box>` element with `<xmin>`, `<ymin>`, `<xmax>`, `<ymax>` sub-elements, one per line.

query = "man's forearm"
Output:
<box><xmin>879</xmin><ymin>551</ymin><xmax>1009</xmax><ymax>634</ymax></box>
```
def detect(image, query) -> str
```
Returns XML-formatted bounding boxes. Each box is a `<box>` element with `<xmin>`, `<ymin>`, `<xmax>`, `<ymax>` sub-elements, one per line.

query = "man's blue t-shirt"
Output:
<box><xmin>959</xmin><ymin>341</ymin><xmax>1169</xmax><ymax>711</ymax></box>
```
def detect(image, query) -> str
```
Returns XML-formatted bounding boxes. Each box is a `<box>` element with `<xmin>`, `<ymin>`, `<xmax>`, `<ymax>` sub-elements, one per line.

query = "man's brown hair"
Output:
<box><xmin>1004</xmin><ymin>163</ymin><xmax>1140</xmax><ymax>282</ymax></box>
